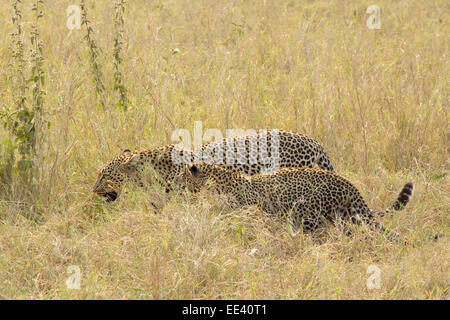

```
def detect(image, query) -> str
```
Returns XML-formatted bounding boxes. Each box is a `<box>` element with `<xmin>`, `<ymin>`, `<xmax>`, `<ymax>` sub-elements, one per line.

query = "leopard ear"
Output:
<box><xmin>123</xmin><ymin>149</ymin><xmax>131</xmax><ymax>155</ymax></box>
<box><xmin>189</xmin><ymin>164</ymin><xmax>200</xmax><ymax>177</ymax></box>
<box><xmin>121</xmin><ymin>154</ymin><xmax>139</xmax><ymax>171</ymax></box>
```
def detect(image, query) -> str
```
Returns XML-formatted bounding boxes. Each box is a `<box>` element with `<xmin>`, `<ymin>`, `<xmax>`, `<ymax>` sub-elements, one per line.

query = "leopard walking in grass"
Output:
<box><xmin>178</xmin><ymin>162</ymin><xmax>414</xmax><ymax>242</ymax></box>
<box><xmin>93</xmin><ymin>130</ymin><xmax>334</xmax><ymax>202</ymax></box>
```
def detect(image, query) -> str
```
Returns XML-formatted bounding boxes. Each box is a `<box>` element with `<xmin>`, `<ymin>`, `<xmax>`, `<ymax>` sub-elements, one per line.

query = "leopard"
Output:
<box><xmin>178</xmin><ymin>162</ymin><xmax>415</xmax><ymax>242</ymax></box>
<box><xmin>93</xmin><ymin>130</ymin><xmax>334</xmax><ymax>202</ymax></box>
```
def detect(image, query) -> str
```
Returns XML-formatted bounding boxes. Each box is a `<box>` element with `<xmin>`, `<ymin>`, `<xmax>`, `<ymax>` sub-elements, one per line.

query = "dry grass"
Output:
<box><xmin>0</xmin><ymin>0</ymin><xmax>448</xmax><ymax>299</ymax></box>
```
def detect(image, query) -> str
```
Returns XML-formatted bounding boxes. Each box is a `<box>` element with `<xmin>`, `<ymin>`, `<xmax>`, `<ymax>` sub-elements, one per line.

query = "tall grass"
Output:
<box><xmin>1</xmin><ymin>0</ymin><xmax>28</xmax><ymax>187</ymax></box>
<box><xmin>0</xmin><ymin>0</ymin><xmax>448</xmax><ymax>299</ymax></box>
<box><xmin>30</xmin><ymin>0</ymin><xmax>46</xmax><ymax>179</ymax></box>
<box><xmin>1</xmin><ymin>0</ymin><xmax>46</xmax><ymax>212</ymax></box>
<box><xmin>80</xmin><ymin>0</ymin><xmax>106</xmax><ymax>108</ymax></box>
<box><xmin>112</xmin><ymin>0</ymin><xmax>128</xmax><ymax>110</ymax></box>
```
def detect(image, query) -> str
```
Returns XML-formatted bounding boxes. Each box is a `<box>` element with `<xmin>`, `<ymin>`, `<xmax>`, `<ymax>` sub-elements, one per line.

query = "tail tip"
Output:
<box><xmin>405</xmin><ymin>182</ymin><xmax>414</xmax><ymax>191</ymax></box>
<box><xmin>395</xmin><ymin>182</ymin><xmax>414</xmax><ymax>210</ymax></box>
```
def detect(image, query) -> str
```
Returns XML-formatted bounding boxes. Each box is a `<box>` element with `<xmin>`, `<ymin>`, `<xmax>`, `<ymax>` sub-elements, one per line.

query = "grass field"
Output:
<box><xmin>0</xmin><ymin>0</ymin><xmax>448</xmax><ymax>299</ymax></box>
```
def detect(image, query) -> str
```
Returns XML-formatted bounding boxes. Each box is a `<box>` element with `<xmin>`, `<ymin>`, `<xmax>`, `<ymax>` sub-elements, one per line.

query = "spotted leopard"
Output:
<box><xmin>178</xmin><ymin>162</ymin><xmax>414</xmax><ymax>241</ymax></box>
<box><xmin>93</xmin><ymin>130</ymin><xmax>334</xmax><ymax>202</ymax></box>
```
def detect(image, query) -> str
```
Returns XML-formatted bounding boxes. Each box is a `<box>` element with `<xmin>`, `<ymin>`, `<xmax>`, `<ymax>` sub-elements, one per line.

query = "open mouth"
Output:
<box><xmin>105</xmin><ymin>191</ymin><xmax>118</xmax><ymax>202</ymax></box>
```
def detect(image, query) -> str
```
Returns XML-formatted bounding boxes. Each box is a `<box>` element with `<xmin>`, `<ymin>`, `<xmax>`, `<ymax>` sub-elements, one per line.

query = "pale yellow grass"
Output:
<box><xmin>0</xmin><ymin>0</ymin><xmax>448</xmax><ymax>299</ymax></box>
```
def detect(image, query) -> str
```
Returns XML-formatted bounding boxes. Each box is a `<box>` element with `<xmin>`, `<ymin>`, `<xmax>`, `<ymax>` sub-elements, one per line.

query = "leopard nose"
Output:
<box><xmin>105</xmin><ymin>191</ymin><xmax>118</xmax><ymax>202</ymax></box>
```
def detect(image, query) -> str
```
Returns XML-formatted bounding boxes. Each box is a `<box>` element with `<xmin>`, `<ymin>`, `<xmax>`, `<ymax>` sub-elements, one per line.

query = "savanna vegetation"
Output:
<box><xmin>0</xmin><ymin>0</ymin><xmax>448</xmax><ymax>299</ymax></box>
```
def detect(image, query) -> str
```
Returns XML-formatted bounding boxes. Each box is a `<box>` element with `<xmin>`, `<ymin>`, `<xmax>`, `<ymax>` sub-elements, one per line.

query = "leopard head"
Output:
<box><xmin>93</xmin><ymin>149</ymin><xmax>141</xmax><ymax>202</ymax></box>
<box><xmin>177</xmin><ymin>163</ymin><xmax>213</xmax><ymax>193</ymax></box>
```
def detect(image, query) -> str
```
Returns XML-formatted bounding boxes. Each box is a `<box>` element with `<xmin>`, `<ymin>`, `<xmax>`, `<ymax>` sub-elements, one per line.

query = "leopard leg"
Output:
<box><xmin>289</xmin><ymin>201</ymin><xmax>325</xmax><ymax>234</ymax></box>
<box><xmin>333</xmin><ymin>207</ymin><xmax>354</xmax><ymax>237</ymax></box>
<box><xmin>352</xmin><ymin>208</ymin><xmax>405</xmax><ymax>243</ymax></box>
